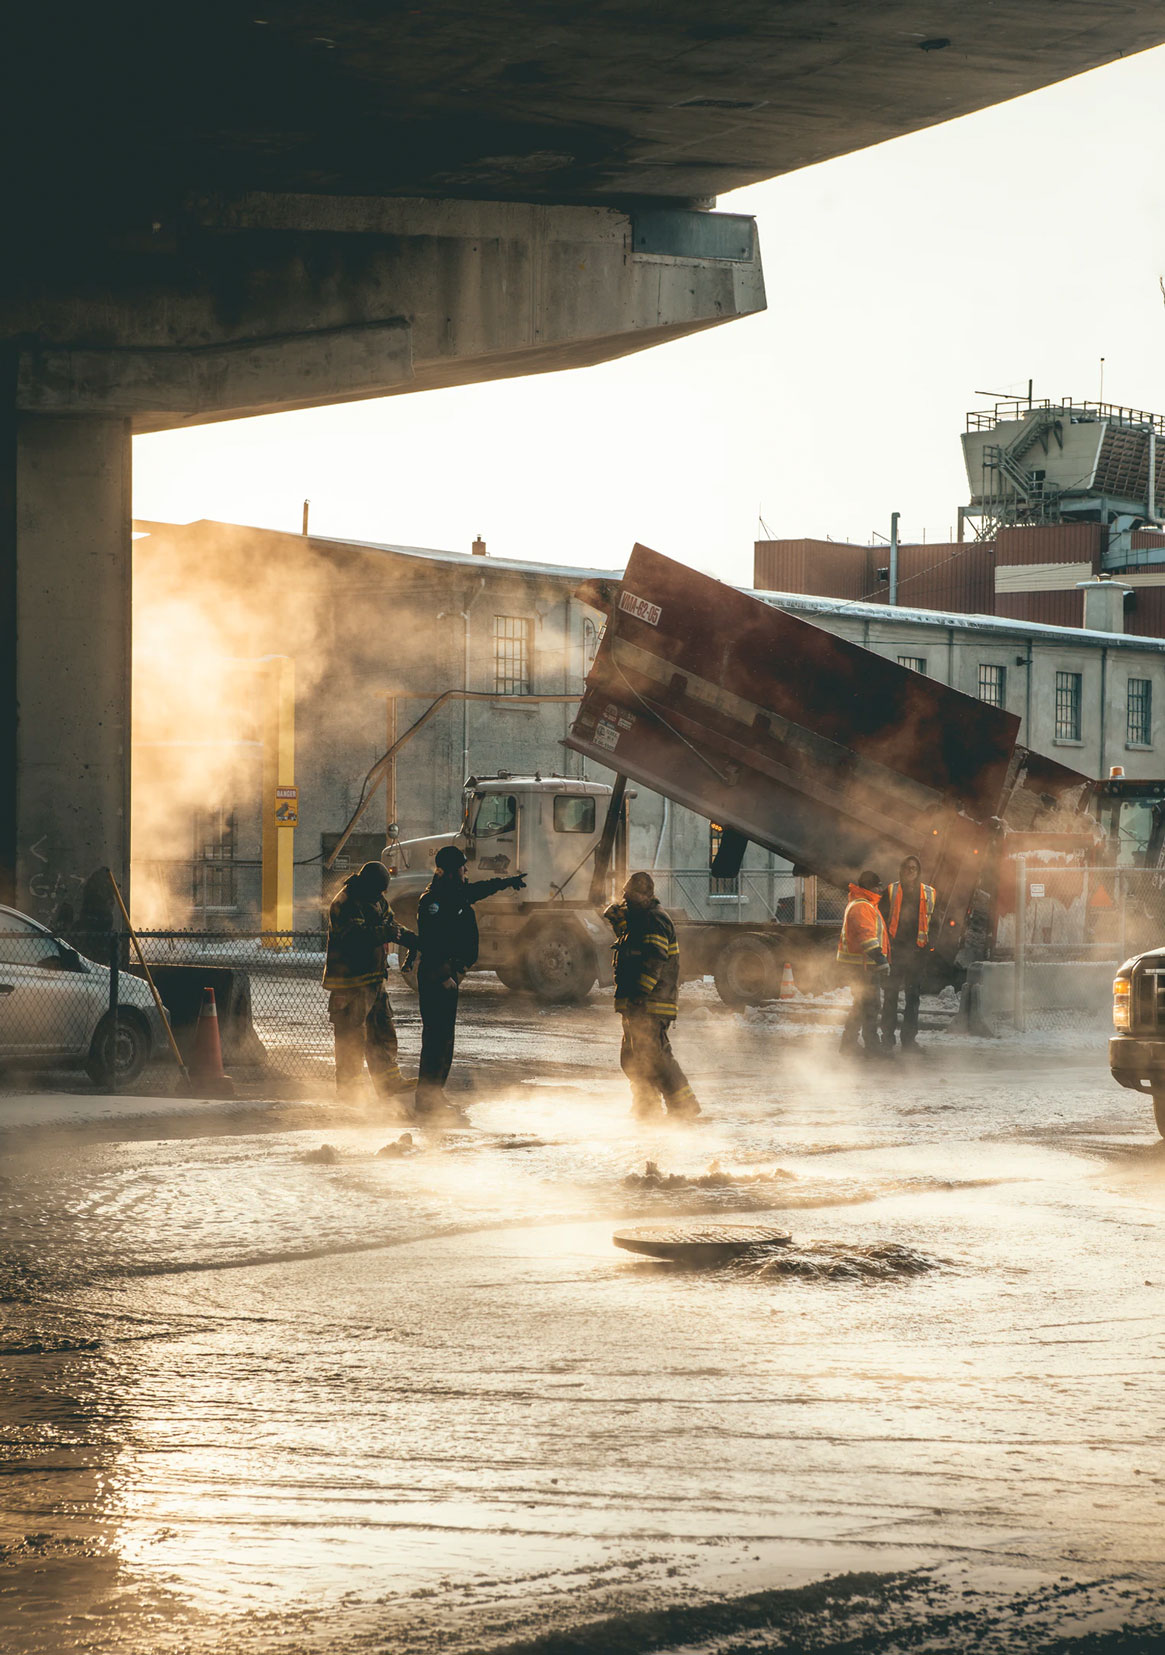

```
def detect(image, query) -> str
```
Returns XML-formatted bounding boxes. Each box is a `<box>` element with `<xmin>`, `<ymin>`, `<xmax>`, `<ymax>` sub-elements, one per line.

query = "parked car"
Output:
<box><xmin>0</xmin><ymin>905</ymin><xmax>168</xmax><ymax>1084</ymax></box>
<box><xmin>1110</xmin><ymin>947</ymin><xmax>1165</xmax><ymax>1136</ymax></box>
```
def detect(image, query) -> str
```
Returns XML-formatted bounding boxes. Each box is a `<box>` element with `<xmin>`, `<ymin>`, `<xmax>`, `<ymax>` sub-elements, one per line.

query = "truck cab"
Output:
<box><xmin>384</xmin><ymin>775</ymin><xmax>620</xmax><ymax>1001</ymax></box>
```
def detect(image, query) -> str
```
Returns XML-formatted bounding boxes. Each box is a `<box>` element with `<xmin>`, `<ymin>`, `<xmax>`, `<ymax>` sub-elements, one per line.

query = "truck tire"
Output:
<box><xmin>713</xmin><ymin>934</ymin><xmax>779</xmax><ymax>1006</ymax></box>
<box><xmin>1154</xmin><ymin>1093</ymin><xmax>1165</xmax><ymax>1139</ymax></box>
<box><xmin>521</xmin><ymin>922</ymin><xmax>597</xmax><ymax>1004</ymax></box>
<box><xmin>495</xmin><ymin>960</ymin><xmax>528</xmax><ymax>992</ymax></box>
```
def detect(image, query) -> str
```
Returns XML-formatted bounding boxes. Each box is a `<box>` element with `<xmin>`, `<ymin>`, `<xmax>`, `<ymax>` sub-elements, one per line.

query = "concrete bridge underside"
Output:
<box><xmin>4</xmin><ymin>2</ymin><xmax>1164</xmax><ymax>913</ymax></box>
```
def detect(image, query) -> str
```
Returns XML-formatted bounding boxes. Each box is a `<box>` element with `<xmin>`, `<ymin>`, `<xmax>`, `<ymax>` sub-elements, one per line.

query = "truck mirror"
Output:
<box><xmin>386</xmin><ymin>823</ymin><xmax>400</xmax><ymax>839</ymax></box>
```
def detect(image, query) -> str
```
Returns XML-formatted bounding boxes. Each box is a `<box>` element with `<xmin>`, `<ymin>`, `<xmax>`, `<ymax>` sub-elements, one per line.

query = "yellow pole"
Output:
<box><xmin>260</xmin><ymin>655</ymin><xmax>296</xmax><ymax>945</ymax></box>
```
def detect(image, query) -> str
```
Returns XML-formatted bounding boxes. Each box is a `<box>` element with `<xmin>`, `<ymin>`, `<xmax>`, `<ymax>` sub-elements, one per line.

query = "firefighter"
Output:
<box><xmin>605</xmin><ymin>870</ymin><xmax>701</xmax><ymax>1120</ymax></box>
<box><xmin>837</xmin><ymin>868</ymin><xmax>890</xmax><ymax>1057</ymax></box>
<box><xmin>323</xmin><ymin>861</ymin><xmax>417</xmax><ymax>1104</ymax></box>
<box><xmin>414</xmin><ymin>845</ymin><xmax>526</xmax><ymax>1118</ymax></box>
<box><xmin>879</xmin><ymin>854</ymin><xmax>936</xmax><ymax>1051</ymax></box>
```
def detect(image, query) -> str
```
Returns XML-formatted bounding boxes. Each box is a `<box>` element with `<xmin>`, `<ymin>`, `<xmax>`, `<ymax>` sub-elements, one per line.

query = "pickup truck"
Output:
<box><xmin>1110</xmin><ymin>950</ymin><xmax>1165</xmax><ymax>1135</ymax></box>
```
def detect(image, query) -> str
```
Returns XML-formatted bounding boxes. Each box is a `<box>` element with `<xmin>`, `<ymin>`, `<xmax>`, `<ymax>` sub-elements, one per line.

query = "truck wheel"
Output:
<box><xmin>521</xmin><ymin>924</ymin><xmax>597</xmax><ymax>1003</ymax></box>
<box><xmin>495</xmin><ymin>961</ymin><xmax>528</xmax><ymax>992</ymax></box>
<box><xmin>1154</xmin><ymin>1094</ymin><xmax>1165</xmax><ymax>1139</ymax></box>
<box><xmin>713</xmin><ymin>935</ymin><xmax>778</xmax><ymax>1006</ymax></box>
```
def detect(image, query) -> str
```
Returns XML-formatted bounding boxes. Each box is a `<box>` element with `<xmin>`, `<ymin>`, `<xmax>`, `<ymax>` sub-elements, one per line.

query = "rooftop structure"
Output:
<box><xmin>961</xmin><ymin>398</ymin><xmax>1165</xmax><ymax>556</ymax></box>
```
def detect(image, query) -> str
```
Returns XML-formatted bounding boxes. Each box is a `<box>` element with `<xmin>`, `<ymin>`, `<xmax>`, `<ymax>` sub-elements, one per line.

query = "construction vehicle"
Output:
<box><xmin>382</xmin><ymin>772</ymin><xmax>840</xmax><ymax>1002</ymax></box>
<box><xmin>358</xmin><ymin>545</ymin><xmax>1165</xmax><ymax>1005</ymax></box>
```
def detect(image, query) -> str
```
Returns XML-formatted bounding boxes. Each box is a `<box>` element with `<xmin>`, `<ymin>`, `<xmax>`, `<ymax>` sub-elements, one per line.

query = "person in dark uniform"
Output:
<box><xmin>414</xmin><ymin>845</ymin><xmax>526</xmax><ymax>1118</ymax></box>
<box><xmin>323</xmin><ymin>861</ymin><xmax>417</xmax><ymax>1104</ymax></box>
<box><xmin>604</xmin><ymin>870</ymin><xmax>700</xmax><ymax>1119</ymax></box>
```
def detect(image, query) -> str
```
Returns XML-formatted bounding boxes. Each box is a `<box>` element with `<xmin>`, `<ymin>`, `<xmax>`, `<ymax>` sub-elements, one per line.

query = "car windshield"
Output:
<box><xmin>1101</xmin><ymin>798</ymin><xmax>1165</xmax><ymax>868</ymax></box>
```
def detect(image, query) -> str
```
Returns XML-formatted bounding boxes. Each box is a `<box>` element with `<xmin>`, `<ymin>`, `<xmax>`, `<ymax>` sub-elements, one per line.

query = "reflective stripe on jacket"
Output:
<box><xmin>605</xmin><ymin>898</ymin><xmax>681</xmax><ymax>1019</ymax></box>
<box><xmin>836</xmin><ymin>885</ymin><xmax>888</xmax><ymax>968</ymax></box>
<box><xmin>885</xmin><ymin>882</ymin><xmax>936</xmax><ymax>949</ymax></box>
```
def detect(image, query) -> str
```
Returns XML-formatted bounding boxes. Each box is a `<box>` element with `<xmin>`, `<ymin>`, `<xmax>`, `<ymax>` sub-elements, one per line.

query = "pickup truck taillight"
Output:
<box><xmin>1113</xmin><ymin>976</ymin><xmax>1132</xmax><ymax>1030</ymax></box>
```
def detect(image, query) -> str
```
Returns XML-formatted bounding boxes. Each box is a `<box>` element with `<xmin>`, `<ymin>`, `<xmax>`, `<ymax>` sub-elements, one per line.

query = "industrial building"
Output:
<box><xmin>129</xmin><ymin>518</ymin><xmax>1165</xmax><ymax>933</ymax></box>
<box><xmin>756</xmin><ymin>396</ymin><xmax>1165</xmax><ymax>635</ymax></box>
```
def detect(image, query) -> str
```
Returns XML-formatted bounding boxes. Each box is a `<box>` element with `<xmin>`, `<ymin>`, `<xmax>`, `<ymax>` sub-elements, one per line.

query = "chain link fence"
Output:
<box><xmin>974</xmin><ymin>861</ymin><xmax>1165</xmax><ymax>1035</ymax></box>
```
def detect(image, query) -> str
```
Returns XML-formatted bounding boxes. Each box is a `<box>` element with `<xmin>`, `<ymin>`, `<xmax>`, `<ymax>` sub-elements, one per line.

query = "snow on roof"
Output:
<box><xmin>135</xmin><ymin>520</ymin><xmax>1165</xmax><ymax>651</ymax></box>
<box><xmin>751</xmin><ymin>588</ymin><xmax>1165</xmax><ymax>652</ymax></box>
<box><xmin>313</xmin><ymin>534</ymin><xmax>622</xmax><ymax>583</ymax></box>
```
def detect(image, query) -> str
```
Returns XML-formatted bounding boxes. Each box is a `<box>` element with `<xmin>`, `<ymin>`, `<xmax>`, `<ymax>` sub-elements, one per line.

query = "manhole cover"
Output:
<box><xmin>613</xmin><ymin>1223</ymin><xmax>793</xmax><ymax>1263</ymax></box>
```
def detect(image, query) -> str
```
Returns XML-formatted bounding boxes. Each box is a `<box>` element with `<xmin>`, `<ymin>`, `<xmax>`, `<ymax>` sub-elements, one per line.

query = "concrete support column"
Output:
<box><xmin>1</xmin><ymin>414</ymin><xmax>131</xmax><ymax>920</ymax></box>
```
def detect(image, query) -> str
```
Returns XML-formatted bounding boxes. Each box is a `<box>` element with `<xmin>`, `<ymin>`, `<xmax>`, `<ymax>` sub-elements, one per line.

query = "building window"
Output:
<box><xmin>192</xmin><ymin>807</ymin><xmax>238</xmax><ymax>912</ymax></box>
<box><xmin>493</xmin><ymin>616</ymin><xmax>532</xmax><ymax>695</ymax></box>
<box><xmin>1127</xmin><ymin>677</ymin><xmax>1153</xmax><ymax>746</ymax></box>
<box><xmin>897</xmin><ymin>656</ymin><xmax>926</xmax><ymax>674</ymax></box>
<box><xmin>709</xmin><ymin>822</ymin><xmax>740</xmax><ymax>896</ymax></box>
<box><xmin>1055</xmin><ymin>671</ymin><xmax>1082</xmax><ymax>742</ymax></box>
<box><xmin>978</xmin><ymin>664</ymin><xmax>1006</xmax><ymax>707</ymax></box>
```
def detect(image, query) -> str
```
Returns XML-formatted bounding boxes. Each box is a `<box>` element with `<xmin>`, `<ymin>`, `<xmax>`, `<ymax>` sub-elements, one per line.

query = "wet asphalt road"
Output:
<box><xmin>2</xmin><ymin>981</ymin><xmax>1165</xmax><ymax>1653</ymax></box>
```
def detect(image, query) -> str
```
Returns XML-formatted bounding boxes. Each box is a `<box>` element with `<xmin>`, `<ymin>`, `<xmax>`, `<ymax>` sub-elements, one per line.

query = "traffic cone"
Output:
<box><xmin>181</xmin><ymin>986</ymin><xmax>235</xmax><ymax>1098</ymax></box>
<box><xmin>779</xmin><ymin>961</ymin><xmax>796</xmax><ymax>1001</ymax></box>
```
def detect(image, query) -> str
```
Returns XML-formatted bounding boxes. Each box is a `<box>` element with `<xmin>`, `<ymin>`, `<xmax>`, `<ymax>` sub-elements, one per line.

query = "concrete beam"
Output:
<box><xmin>0</xmin><ymin>416</ymin><xmax>131</xmax><ymax>917</ymax></box>
<box><xmin>13</xmin><ymin>199</ymin><xmax>765</xmax><ymax>430</ymax></box>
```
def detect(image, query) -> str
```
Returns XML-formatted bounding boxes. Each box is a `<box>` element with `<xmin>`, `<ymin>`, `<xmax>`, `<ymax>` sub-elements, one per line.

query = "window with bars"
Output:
<box><xmin>192</xmin><ymin>807</ymin><xmax>238</xmax><ymax>912</ymax></box>
<box><xmin>897</xmin><ymin>655</ymin><xmax>926</xmax><ymax>675</ymax></box>
<box><xmin>493</xmin><ymin>615</ymin><xmax>533</xmax><ymax>695</ymax></box>
<box><xmin>1127</xmin><ymin>677</ymin><xmax>1153</xmax><ymax>746</ymax></box>
<box><xmin>1055</xmin><ymin>671</ymin><xmax>1082</xmax><ymax>742</ymax></box>
<box><xmin>978</xmin><ymin>664</ymin><xmax>1006</xmax><ymax>707</ymax></box>
<box><xmin>709</xmin><ymin>821</ymin><xmax>740</xmax><ymax>896</ymax></box>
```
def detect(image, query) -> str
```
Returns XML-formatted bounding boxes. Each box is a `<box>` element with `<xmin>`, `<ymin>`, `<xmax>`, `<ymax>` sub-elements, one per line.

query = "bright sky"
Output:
<box><xmin>133</xmin><ymin>45</ymin><xmax>1165</xmax><ymax>588</ymax></box>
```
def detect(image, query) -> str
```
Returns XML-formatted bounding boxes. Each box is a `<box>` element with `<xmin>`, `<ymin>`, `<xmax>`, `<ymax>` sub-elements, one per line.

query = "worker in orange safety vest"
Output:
<box><xmin>879</xmin><ymin>854</ymin><xmax>936</xmax><ymax>1051</ymax></box>
<box><xmin>836</xmin><ymin>869</ymin><xmax>890</xmax><ymax>1057</ymax></box>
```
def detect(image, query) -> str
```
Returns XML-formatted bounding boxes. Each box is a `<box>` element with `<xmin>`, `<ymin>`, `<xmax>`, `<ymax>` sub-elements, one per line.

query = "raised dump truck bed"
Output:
<box><xmin>567</xmin><ymin>544</ymin><xmax>1088</xmax><ymax>973</ymax></box>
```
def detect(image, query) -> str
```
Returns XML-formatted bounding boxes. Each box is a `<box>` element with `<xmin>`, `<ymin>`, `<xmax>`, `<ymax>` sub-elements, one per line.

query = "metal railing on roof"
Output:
<box><xmin>966</xmin><ymin>398</ymin><xmax>1165</xmax><ymax>434</ymax></box>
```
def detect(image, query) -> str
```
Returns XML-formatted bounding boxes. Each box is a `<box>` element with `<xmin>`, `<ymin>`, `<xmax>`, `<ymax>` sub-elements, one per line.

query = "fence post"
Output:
<box><xmin>108</xmin><ymin>929</ymin><xmax>120</xmax><ymax>1019</ymax></box>
<box><xmin>1117</xmin><ymin>868</ymin><xmax>1126</xmax><ymax>962</ymax></box>
<box><xmin>107</xmin><ymin>930</ymin><xmax>121</xmax><ymax>1092</ymax></box>
<box><xmin>1013</xmin><ymin>855</ymin><xmax>1027</xmax><ymax>1034</ymax></box>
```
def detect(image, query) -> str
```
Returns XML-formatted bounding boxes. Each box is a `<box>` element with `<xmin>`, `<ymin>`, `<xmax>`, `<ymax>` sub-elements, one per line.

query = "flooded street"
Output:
<box><xmin>3</xmin><ymin>983</ymin><xmax>1165</xmax><ymax>1653</ymax></box>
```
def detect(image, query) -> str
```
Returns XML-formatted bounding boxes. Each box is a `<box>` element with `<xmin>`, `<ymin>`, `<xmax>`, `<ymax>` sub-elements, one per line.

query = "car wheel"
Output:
<box><xmin>713</xmin><ymin>934</ymin><xmax>778</xmax><ymax>1005</ymax></box>
<box><xmin>521</xmin><ymin>924</ymin><xmax>597</xmax><ymax>1003</ymax></box>
<box><xmin>1153</xmin><ymin>1093</ymin><xmax>1165</xmax><ymax>1139</ymax></box>
<box><xmin>85</xmin><ymin>1011</ymin><xmax>150</xmax><ymax>1087</ymax></box>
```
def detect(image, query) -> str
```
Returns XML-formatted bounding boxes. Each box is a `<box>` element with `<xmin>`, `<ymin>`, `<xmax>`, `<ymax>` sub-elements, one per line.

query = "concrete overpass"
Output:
<box><xmin>4</xmin><ymin>3</ymin><xmax>1165</xmax><ymax>914</ymax></box>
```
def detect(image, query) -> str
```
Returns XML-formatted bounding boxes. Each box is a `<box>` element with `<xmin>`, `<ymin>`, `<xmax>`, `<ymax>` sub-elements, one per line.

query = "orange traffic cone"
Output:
<box><xmin>779</xmin><ymin>961</ymin><xmax>796</xmax><ymax>1001</ymax></box>
<box><xmin>182</xmin><ymin>986</ymin><xmax>235</xmax><ymax>1098</ymax></box>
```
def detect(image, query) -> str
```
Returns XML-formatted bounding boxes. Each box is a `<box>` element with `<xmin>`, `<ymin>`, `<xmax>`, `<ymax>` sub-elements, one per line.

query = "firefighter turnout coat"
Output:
<box><xmin>605</xmin><ymin>899</ymin><xmax>681</xmax><ymax>1019</ymax></box>
<box><xmin>323</xmin><ymin>884</ymin><xmax>416</xmax><ymax>990</ymax></box>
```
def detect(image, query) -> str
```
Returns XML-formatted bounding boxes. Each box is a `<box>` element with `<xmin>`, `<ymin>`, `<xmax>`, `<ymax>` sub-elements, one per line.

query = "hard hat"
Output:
<box><xmin>435</xmin><ymin>845</ymin><xmax>468</xmax><ymax>872</ymax></box>
<box><xmin>355</xmin><ymin>861</ymin><xmax>391</xmax><ymax>892</ymax></box>
<box><xmin>623</xmin><ymin>870</ymin><xmax>655</xmax><ymax>899</ymax></box>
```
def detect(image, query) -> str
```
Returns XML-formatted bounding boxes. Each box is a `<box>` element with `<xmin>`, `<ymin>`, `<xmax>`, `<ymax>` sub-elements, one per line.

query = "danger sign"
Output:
<box><xmin>274</xmin><ymin>785</ymin><xmax>298</xmax><ymax>825</ymax></box>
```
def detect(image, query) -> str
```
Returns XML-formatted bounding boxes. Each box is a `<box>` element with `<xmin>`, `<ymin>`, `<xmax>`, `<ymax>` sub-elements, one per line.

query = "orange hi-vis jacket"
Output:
<box><xmin>885</xmin><ymin>881</ymin><xmax>936</xmax><ymax>950</ymax></box>
<box><xmin>836</xmin><ymin>884</ymin><xmax>888</xmax><ymax>968</ymax></box>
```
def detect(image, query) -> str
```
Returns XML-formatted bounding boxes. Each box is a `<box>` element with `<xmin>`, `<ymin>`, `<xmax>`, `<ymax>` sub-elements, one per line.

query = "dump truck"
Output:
<box><xmin>382</xmin><ymin>771</ymin><xmax>841</xmax><ymax>1002</ymax></box>
<box><xmin>376</xmin><ymin>545</ymin><xmax>1165</xmax><ymax>1004</ymax></box>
